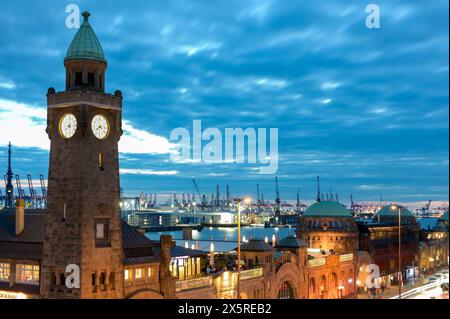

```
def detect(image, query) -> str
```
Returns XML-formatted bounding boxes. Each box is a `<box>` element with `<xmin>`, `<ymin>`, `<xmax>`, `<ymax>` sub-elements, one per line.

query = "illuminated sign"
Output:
<box><xmin>0</xmin><ymin>291</ymin><xmax>27</xmax><ymax>299</ymax></box>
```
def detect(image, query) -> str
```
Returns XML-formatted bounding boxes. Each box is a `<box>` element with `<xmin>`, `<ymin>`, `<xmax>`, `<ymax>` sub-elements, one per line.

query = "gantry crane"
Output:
<box><xmin>27</xmin><ymin>174</ymin><xmax>38</xmax><ymax>207</ymax></box>
<box><xmin>15</xmin><ymin>174</ymin><xmax>25</xmax><ymax>198</ymax></box>
<box><xmin>39</xmin><ymin>174</ymin><xmax>47</xmax><ymax>199</ymax></box>
<box><xmin>275</xmin><ymin>176</ymin><xmax>281</xmax><ymax>216</ymax></box>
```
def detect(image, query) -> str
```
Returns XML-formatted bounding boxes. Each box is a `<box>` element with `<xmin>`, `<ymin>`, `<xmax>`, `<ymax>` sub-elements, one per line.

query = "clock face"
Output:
<box><xmin>59</xmin><ymin>113</ymin><xmax>77</xmax><ymax>139</ymax></box>
<box><xmin>91</xmin><ymin>114</ymin><xmax>110</xmax><ymax>140</ymax></box>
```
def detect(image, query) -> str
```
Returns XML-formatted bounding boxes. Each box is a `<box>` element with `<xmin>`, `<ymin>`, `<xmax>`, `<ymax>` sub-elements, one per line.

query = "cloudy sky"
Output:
<box><xmin>0</xmin><ymin>0</ymin><xmax>448</xmax><ymax>203</ymax></box>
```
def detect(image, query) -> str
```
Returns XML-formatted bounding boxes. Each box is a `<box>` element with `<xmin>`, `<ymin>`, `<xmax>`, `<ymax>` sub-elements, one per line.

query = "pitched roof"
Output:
<box><xmin>65</xmin><ymin>11</ymin><xmax>106</xmax><ymax>63</ymax></box>
<box><xmin>0</xmin><ymin>208</ymin><xmax>45</xmax><ymax>242</ymax></box>
<box><xmin>152</xmin><ymin>243</ymin><xmax>207</xmax><ymax>258</ymax></box>
<box><xmin>0</xmin><ymin>208</ymin><xmax>159</xmax><ymax>263</ymax></box>
<box><xmin>0</xmin><ymin>241</ymin><xmax>43</xmax><ymax>260</ymax></box>
<box><xmin>121</xmin><ymin>220</ymin><xmax>154</xmax><ymax>249</ymax></box>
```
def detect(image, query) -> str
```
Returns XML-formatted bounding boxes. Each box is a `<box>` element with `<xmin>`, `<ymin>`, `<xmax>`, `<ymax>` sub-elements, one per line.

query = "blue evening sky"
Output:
<box><xmin>0</xmin><ymin>0</ymin><xmax>448</xmax><ymax>203</ymax></box>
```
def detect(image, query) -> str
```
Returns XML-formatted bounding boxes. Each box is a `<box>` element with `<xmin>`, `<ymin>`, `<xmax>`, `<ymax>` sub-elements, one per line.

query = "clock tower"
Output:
<box><xmin>41</xmin><ymin>11</ymin><xmax>125</xmax><ymax>298</ymax></box>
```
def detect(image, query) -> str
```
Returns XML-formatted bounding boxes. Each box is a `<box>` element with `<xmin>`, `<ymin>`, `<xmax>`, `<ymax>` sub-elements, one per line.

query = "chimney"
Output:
<box><xmin>15</xmin><ymin>199</ymin><xmax>25</xmax><ymax>236</ymax></box>
<box><xmin>159</xmin><ymin>235</ymin><xmax>176</xmax><ymax>299</ymax></box>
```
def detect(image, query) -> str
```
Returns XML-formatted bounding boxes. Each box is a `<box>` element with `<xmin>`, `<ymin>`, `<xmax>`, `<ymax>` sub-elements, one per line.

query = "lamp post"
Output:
<box><xmin>391</xmin><ymin>205</ymin><xmax>402</xmax><ymax>299</ymax></box>
<box><xmin>235</xmin><ymin>198</ymin><xmax>242</xmax><ymax>299</ymax></box>
<box><xmin>235</xmin><ymin>197</ymin><xmax>251</xmax><ymax>299</ymax></box>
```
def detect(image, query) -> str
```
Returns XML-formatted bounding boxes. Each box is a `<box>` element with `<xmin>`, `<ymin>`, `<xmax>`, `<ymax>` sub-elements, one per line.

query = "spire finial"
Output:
<box><xmin>82</xmin><ymin>11</ymin><xmax>90</xmax><ymax>21</ymax></box>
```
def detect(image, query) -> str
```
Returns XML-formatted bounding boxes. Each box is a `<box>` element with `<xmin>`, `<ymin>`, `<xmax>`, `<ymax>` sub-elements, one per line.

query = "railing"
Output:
<box><xmin>240</xmin><ymin>268</ymin><xmax>263</xmax><ymax>280</ymax></box>
<box><xmin>175</xmin><ymin>276</ymin><xmax>212</xmax><ymax>292</ymax></box>
<box><xmin>307</xmin><ymin>258</ymin><xmax>326</xmax><ymax>267</ymax></box>
<box><xmin>339</xmin><ymin>254</ymin><xmax>353</xmax><ymax>262</ymax></box>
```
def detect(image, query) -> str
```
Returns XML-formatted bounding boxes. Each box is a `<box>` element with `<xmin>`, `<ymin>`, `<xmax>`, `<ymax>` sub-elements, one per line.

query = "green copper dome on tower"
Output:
<box><xmin>65</xmin><ymin>11</ymin><xmax>106</xmax><ymax>63</ymax></box>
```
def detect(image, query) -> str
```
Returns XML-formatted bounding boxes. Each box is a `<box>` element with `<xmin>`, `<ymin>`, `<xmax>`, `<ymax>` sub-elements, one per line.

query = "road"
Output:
<box><xmin>390</xmin><ymin>271</ymin><xmax>449</xmax><ymax>299</ymax></box>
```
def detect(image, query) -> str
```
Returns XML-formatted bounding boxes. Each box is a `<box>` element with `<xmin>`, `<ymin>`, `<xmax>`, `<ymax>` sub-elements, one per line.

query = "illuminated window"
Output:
<box><xmin>124</xmin><ymin>269</ymin><xmax>130</xmax><ymax>281</ymax></box>
<box><xmin>0</xmin><ymin>263</ymin><xmax>10</xmax><ymax>282</ymax></box>
<box><xmin>16</xmin><ymin>264</ymin><xmax>39</xmax><ymax>285</ymax></box>
<box><xmin>147</xmin><ymin>267</ymin><xmax>155</xmax><ymax>278</ymax></box>
<box><xmin>135</xmin><ymin>268</ymin><xmax>142</xmax><ymax>279</ymax></box>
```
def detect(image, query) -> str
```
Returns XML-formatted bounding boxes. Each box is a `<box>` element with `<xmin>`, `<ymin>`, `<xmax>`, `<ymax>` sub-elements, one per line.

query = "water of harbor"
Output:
<box><xmin>145</xmin><ymin>226</ymin><xmax>296</xmax><ymax>252</ymax></box>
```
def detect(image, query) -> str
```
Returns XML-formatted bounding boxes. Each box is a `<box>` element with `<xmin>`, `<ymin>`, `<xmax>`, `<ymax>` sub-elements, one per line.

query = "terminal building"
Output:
<box><xmin>0</xmin><ymin>11</ymin><xmax>448</xmax><ymax>300</ymax></box>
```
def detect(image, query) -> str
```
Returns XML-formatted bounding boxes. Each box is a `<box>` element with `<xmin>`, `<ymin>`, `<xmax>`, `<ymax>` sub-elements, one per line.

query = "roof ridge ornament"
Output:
<box><xmin>82</xmin><ymin>11</ymin><xmax>90</xmax><ymax>22</ymax></box>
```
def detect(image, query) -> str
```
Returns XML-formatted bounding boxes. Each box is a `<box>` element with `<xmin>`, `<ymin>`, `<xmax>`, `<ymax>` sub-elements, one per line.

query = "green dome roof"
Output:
<box><xmin>440</xmin><ymin>211</ymin><xmax>449</xmax><ymax>221</ymax></box>
<box><xmin>65</xmin><ymin>12</ymin><xmax>106</xmax><ymax>63</ymax></box>
<box><xmin>377</xmin><ymin>205</ymin><xmax>414</xmax><ymax>217</ymax></box>
<box><xmin>303</xmin><ymin>201</ymin><xmax>352</xmax><ymax>217</ymax></box>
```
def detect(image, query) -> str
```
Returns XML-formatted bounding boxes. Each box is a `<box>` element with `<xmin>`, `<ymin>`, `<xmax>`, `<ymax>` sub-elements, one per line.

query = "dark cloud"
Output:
<box><xmin>0</xmin><ymin>0</ymin><xmax>448</xmax><ymax>202</ymax></box>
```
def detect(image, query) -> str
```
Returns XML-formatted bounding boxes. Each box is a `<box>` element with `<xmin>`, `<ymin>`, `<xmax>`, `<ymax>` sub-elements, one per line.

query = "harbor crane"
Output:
<box><xmin>27</xmin><ymin>174</ymin><xmax>38</xmax><ymax>207</ymax></box>
<box><xmin>256</xmin><ymin>184</ymin><xmax>261</xmax><ymax>213</ymax></box>
<box><xmin>226</xmin><ymin>185</ymin><xmax>231</xmax><ymax>207</ymax></box>
<box><xmin>39</xmin><ymin>174</ymin><xmax>47</xmax><ymax>200</ymax></box>
<box><xmin>192</xmin><ymin>178</ymin><xmax>202</xmax><ymax>200</ymax></box>
<box><xmin>15</xmin><ymin>174</ymin><xmax>25</xmax><ymax>198</ymax></box>
<box><xmin>316</xmin><ymin>176</ymin><xmax>321</xmax><ymax>202</ymax></box>
<box><xmin>422</xmin><ymin>199</ymin><xmax>432</xmax><ymax>217</ymax></box>
<box><xmin>275</xmin><ymin>176</ymin><xmax>281</xmax><ymax>216</ymax></box>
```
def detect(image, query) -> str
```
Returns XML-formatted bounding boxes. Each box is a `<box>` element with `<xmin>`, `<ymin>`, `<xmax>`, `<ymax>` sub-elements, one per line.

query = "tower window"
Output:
<box><xmin>100</xmin><ymin>272</ymin><xmax>107</xmax><ymax>291</ymax></box>
<box><xmin>60</xmin><ymin>272</ymin><xmax>66</xmax><ymax>287</ymax></box>
<box><xmin>75</xmin><ymin>72</ymin><xmax>82</xmax><ymax>86</ymax></box>
<box><xmin>99</xmin><ymin>153</ymin><xmax>104</xmax><ymax>171</ymax></box>
<box><xmin>92</xmin><ymin>273</ymin><xmax>97</xmax><ymax>292</ymax></box>
<box><xmin>88</xmin><ymin>73</ymin><xmax>95</xmax><ymax>87</ymax></box>
<box><xmin>135</xmin><ymin>268</ymin><xmax>142</xmax><ymax>279</ymax></box>
<box><xmin>109</xmin><ymin>272</ymin><xmax>115</xmax><ymax>289</ymax></box>
<box><xmin>95</xmin><ymin>218</ymin><xmax>110</xmax><ymax>247</ymax></box>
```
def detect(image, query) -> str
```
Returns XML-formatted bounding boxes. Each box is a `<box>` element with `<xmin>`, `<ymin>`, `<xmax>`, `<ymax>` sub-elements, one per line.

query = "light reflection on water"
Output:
<box><xmin>145</xmin><ymin>226</ymin><xmax>296</xmax><ymax>252</ymax></box>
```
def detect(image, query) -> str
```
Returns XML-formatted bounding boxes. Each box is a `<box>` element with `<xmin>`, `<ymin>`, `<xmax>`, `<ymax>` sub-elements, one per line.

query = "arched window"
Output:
<box><xmin>309</xmin><ymin>277</ymin><xmax>316</xmax><ymax>295</ymax></box>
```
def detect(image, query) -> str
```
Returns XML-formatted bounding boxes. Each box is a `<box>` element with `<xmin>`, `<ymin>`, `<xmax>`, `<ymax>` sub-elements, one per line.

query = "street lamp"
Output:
<box><xmin>391</xmin><ymin>205</ymin><xmax>402</xmax><ymax>299</ymax></box>
<box><xmin>235</xmin><ymin>196</ymin><xmax>251</xmax><ymax>299</ymax></box>
<box><xmin>235</xmin><ymin>197</ymin><xmax>242</xmax><ymax>299</ymax></box>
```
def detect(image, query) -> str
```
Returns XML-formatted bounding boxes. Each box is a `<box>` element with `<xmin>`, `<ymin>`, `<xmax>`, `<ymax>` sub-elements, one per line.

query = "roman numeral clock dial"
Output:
<box><xmin>91</xmin><ymin>114</ymin><xmax>110</xmax><ymax>140</ymax></box>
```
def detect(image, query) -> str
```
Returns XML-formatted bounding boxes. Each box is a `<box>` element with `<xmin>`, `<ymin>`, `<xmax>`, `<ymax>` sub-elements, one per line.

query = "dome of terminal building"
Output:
<box><xmin>276</xmin><ymin>236</ymin><xmax>308</xmax><ymax>249</ymax></box>
<box><xmin>376</xmin><ymin>205</ymin><xmax>414</xmax><ymax>218</ymax></box>
<box><xmin>240</xmin><ymin>239</ymin><xmax>274</xmax><ymax>252</ymax></box>
<box><xmin>303</xmin><ymin>201</ymin><xmax>352</xmax><ymax>218</ymax></box>
<box><xmin>65</xmin><ymin>11</ymin><xmax>106</xmax><ymax>63</ymax></box>
<box><xmin>439</xmin><ymin>211</ymin><xmax>449</xmax><ymax>221</ymax></box>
